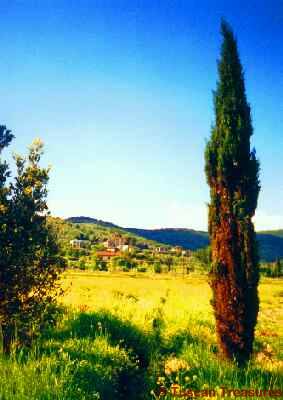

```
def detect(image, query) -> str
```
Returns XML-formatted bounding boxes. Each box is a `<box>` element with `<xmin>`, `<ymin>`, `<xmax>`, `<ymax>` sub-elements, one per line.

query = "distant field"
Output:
<box><xmin>61</xmin><ymin>271</ymin><xmax>283</xmax><ymax>338</ymax></box>
<box><xmin>1</xmin><ymin>272</ymin><xmax>282</xmax><ymax>399</ymax></box>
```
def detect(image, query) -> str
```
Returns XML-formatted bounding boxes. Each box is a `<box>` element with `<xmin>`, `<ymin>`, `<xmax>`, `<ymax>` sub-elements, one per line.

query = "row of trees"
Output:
<box><xmin>0</xmin><ymin>128</ymin><xmax>64</xmax><ymax>354</ymax></box>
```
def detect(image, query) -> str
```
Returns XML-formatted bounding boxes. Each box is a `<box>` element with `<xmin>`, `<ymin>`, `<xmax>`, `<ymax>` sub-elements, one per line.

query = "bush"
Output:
<box><xmin>97</xmin><ymin>261</ymin><xmax>108</xmax><ymax>271</ymax></box>
<box><xmin>193</xmin><ymin>246</ymin><xmax>211</xmax><ymax>271</ymax></box>
<box><xmin>137</xmin><ymin>266</ymin><xmax>147</xmax><ymax>273</ymax></box>
<box><xmin>112</xmin><ymin>257</ymin><xmax>136</xmax><ymax>271</ymax></box>
<box><xmin>79</xmin><ymin>259</ymin><xmax>86</xmax><ymax>270</ymax></box>
<box><xmin>260</xmin><ymin>260</ymin><xmax>283</xmax><ymax>277</ymax></box>
<box><xmin>154</xmin><ymin>262</ymin><xmax>162</xmax><ymax>274</ymax></box>
<box><xmin>90</xmin><ymin>261</ymin><xmax>98</xmax><ymax>271</ymax></box>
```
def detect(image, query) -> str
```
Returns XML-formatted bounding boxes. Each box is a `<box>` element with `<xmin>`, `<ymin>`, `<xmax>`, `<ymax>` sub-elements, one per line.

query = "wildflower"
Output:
<box><xmin>265</xmin><ymin>344</ymin><xmax>273</xmax><ymax>354</ymax></box>
<box><xmin>78</xmin><ymin>304</ymin><xmax>89</xmax><ymax>312</ymax></box>
<box><xmin>164</xmin><ymin>357</ymin><xmax>189</xmax><ymax>375</ymax></box>
<box><xmin>157</xmin><ymin>376</ymin><xmax>165</xmax><ymax>385</ymax></box>
<box><xmin>256</xmin><ymin>352</ymin><xmax>266</xmax><ymax>363</ymax></box>
<box><xmin>193</xmin><ymin>375</ymin><xmax>197</xmax><ymax>381</ymax></box>
<box><xmin>79</xmin><ymin>359</ymin><xmax>88</xmax><ymax>367</ymax></box>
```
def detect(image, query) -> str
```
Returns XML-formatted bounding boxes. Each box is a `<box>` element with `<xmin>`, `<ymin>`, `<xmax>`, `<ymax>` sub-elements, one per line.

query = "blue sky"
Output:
<box><xmin>1</xmin><ymin>1</ymin><xmax>282</xmax><ymax>230</ymax></box>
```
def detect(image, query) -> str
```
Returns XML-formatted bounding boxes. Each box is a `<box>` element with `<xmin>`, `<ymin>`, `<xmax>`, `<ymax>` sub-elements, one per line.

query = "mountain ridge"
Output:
<box><xmin>65</xmin><ymin>216</ymin><xmax>283</xmax><ymax>261</ymax></box>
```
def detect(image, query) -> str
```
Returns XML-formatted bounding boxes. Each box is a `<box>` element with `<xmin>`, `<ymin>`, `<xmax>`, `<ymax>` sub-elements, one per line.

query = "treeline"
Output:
<box><xmin>260</xmin><ymin>259</ymin><xmax>283</xmax><ymax>278</ymax></box>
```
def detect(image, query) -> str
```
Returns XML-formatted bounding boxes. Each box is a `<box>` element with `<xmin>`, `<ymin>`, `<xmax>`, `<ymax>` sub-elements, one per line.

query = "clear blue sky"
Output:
<box><xmin>1</xmin><ymin>1</ymin><xmax>282</xmax><ymax>230</ymax></box>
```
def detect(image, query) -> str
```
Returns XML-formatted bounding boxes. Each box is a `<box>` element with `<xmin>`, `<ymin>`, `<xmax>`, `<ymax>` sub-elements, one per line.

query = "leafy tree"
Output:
<box><xmin>274</xmin><ymin>259</ymin><xmax>283</xmax><ymax>277</ymax></box>
<box><xmin>0</xmin><ymin>130</ymin><xmax>65</xmax><ymax>354</ymax></box>
<box><xmin>78</xmin><ymin>257</ymin><xmax>87</xmax><ymax>270</ymax></box>
<box><xmin>98</xmin><ymin>261</ymin><xmax>108</xmax><ymax>271</ymax></box>
<box><xmin>205</xmin><ymin>21</ymin><xmax>260</xmax><ymax>365</ymax></box>
<box><xmin>76</xmin><ymin>232</ymin><xmax>89</xmax><ymax>241</ymax></box>
<box><xmin>112</xmin><ymin>256</ymin><xmax>136</xmax><ymax>271</ymax></box>
<box><xmin>163</xmin><ymin>255</ymin><xmax>174</xmax><ymax>272</ymax></box>
<box><xmin>193</xmin><ymin>246</ymin><xmax>211</xmax><ymax>270</ymax></box>
<box><xmin>153</xmin><ymin>262</ymin><xmax>162</xmax><ymax>274</ymax></box>
<box><xmin>265</xmin><ymin>259</ymin><xmax>283</xmax><ymax>278</ymax></box>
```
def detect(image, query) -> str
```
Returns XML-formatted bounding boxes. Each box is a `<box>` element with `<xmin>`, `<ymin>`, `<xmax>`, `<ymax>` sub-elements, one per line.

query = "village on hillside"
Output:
<box><xmin>49</xmin><ymin>217</ymin><xmax>283</xmax><ymax>277</ymax></box>
<box><xmin>67</xmin><ymin>231</ymin><xmax>195</xmax><ymax>273</ymax></box>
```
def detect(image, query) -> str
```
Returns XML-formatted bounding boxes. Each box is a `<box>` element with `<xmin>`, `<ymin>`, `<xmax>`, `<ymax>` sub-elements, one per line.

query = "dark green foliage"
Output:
<box><xmin>163</xmin><ymin>255</ymin><xmax>174</xmax><ymax>272</ymax></box>
<box><xmin>194</xmin><ymin>246</ymin><xmax>211</xmax><ymax>270</ymax></box>
<box><xmin>205</xmin><ymin>21</ymin><xmax>260</xmax><ymax>364</ymax></box>
<box><xmin>137</xmin><ymin>266</ymin><xmax>147</xmax><ymax>272</ymax></box>
<box><xmin>110</xmin><ymin>255</ymin><xmax>137</xmax><ymax>271</ymax></box>
<box><xmin>153</xmin><ymin>262</ymin><xmax>162</xmax><ymax>274</ymax></box>
<box><xmin>79</xmin><ymin>258</ymin><xmax>87</xmax><ymax>270</ymax></box>
<box><xmin>260</xmin><ymin>259</ymin><xmax>283</xmax><ymax>277</ymax></box>
<box><xmin>76</xmin><ymin>232</ymin><xmax>90</xmax><ymax>240</ymax></box>
<box><xmin>97</xmin><ymin>261</ymin><xmax>108</xmax><ymax>271</ymax></box>
<box><xmin>0</xmin><ymin>129</ymin><xmax>65</xmax><ymax>354</ymax></box>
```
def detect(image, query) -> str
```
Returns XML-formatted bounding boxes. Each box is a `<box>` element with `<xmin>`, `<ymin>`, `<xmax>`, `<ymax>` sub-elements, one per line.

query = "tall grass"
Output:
<box><xmin>0</xmin><ymin>272</ymin><xmax>282</xmax><ymax>399</ymax></box>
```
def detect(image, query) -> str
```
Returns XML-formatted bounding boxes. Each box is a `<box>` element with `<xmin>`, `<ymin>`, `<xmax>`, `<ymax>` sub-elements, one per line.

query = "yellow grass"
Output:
<box><xmin>60</xmin><ymin>271</ymin><xmax>283</xmax><ymax>361</ymax></box>
<box><xmin>0</xmin><ymin>271</ymin><xmax>281</xmax><ymax>399</ymax></box>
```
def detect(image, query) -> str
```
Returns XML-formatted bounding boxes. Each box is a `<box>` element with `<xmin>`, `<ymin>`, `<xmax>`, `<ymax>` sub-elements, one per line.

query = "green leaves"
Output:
<box><xmin>205</xmin><ymin>21</ymin><xmax>260</xmax><ymax>364</ymax></box>
<box><xmin>205</xmin><ymin>21</ymin><xmax>260</xmax><ymax>215</ymax></box>
<box><xmin>0</xmin><ymin>125</ymin><xmax>14</xmax><ymax>153</ymax></box>
<box><xmin>0</xmin><ymin>128</ymin><xmax>65</xmax><ymax>354</ymax></box>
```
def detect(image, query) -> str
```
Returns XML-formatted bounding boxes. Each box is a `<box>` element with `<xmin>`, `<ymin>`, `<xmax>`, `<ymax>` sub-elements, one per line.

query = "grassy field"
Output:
<box><xmin>0</xmin><ymin>272</ymin><xmax>282</xmax><ymax>399</ymax></box>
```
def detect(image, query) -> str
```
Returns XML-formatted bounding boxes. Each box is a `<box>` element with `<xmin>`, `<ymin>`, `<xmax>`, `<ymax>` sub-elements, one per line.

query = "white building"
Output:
<box><xmin>70</xmin><ymin>239</ymin><xmax>91</xmax><ymax>249</ymax></box>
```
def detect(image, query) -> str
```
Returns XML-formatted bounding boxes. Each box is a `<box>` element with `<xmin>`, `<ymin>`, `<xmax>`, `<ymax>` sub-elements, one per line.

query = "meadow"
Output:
<box><xmin>0</xmin><ymin>271</ymin><xmax>282</xmax><ymax>399</ymax></box>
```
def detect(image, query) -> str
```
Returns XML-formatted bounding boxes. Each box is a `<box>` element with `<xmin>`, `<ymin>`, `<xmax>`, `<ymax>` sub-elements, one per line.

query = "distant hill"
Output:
<box><xmin>256</xmin><ymin>234</ymin><xmax>283</xmax><ymax>262</ymax></box>
<box><xmin>66</xmin><ymin>216</ymin><xmax>120</xmax><ymax>229</ymax></box>
<box><xmin>259</xmin><ymin>230</ymin><xmax>283</xmax><ymax>239</ymax></box>
<box><xmin>66</xmin><ymin>216</ymin><xmax>283</xmax><ymax>262</ymax></box>
<box><xmin>57</xmin><ymin>217</ymin><xmax>160</xmax><ymax>249</ymax></box>
<box><xmin>125</xmin><ymin>228</ymin><xmax>209</xmax><ymax>250</ymax></box>
<box><xmin>126</xmin><ymin>227</ymin><xmax>283</xmax><ymax>262</ymax></box>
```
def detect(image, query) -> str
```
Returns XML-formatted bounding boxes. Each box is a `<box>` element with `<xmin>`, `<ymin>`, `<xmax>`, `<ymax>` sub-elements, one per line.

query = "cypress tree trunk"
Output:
<box><xmin>205</xmin><ymin>21</ymin><xmax>260</xmax><ymax>365</ymax></box>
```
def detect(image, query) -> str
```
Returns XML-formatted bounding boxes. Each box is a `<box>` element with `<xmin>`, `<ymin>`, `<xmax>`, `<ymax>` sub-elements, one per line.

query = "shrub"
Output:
<box><xmin>260</xmin><ymin>260</ymin><xmax>283</xmax><ymax>278</ymax></box>
<box><xmin>97</xmin><ymin>261</ymin><xmax>108</xmax><ymax>271</ymax></box>
<box><xmin>0</xmin><ymin>130</ymin><xmax>65</xmax><ymax>354</ymax></box>
<box><xmin>79</xmin><ymin>259</ymin><xmax>86</xmax><ymax>270</ymax></box>
<box><xmin>154</xmin><ymin>262</ymin><xmax>162</xmax><ymax>274</ymax></box>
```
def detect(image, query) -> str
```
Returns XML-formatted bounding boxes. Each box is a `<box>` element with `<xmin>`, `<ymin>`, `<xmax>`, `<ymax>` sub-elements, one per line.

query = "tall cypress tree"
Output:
<box><xmin>205</xmin><ymin>21</ymin><xmax>260</xmax><ymax>365</ymax></box>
